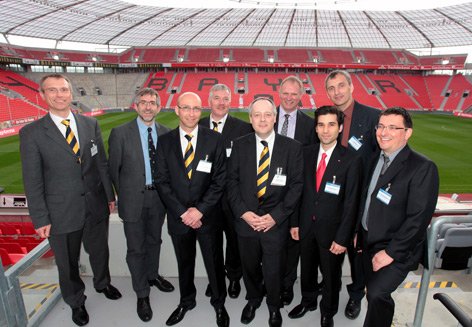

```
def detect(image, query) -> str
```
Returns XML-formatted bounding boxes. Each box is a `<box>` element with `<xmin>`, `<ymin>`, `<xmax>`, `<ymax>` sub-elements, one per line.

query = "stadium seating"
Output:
<box><xmin>436</xmin><ymin>227</ymin><xmax>472</xmax><ymax>270</ymax></box>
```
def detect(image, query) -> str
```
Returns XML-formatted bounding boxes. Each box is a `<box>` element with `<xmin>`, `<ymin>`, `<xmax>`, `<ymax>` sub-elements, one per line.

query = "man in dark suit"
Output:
<box><xmin>156</xmin><ymin>92</ymin><xmax>229</xmax><ymax>327</ymax></box>
<box><xmin>20</xmin><ymin>74</ymin><xmax>121</xmax><ymax>326</ymax></box>
<box><xmin>359</xmin><ymin>107</ymin><xmax>439</xmax><ymax>327</ymax></box>
<box><xmin>227</xmin><ymin>97</ymin><xmax>303</xmax><ymax>327</ymax></box>
<box><xmin>288</xmin><ymin>106</ymin><xmax>362</xmax><ymax>327</ymax></box>
<box><xmin>108</xmin><ymin>88</ymin><xmax>174</xmax><ymax>322</ymax></box>
<box><xmin>325</xmin><ymin>70</ymin><xmax>381</xmax><ymax>319</ymax></box>
<box><xmin>275</xmin><ymin>76</ymin><xmax>317</xmax><ymax>306</ymax></box>
<box><xmin>199</xmin><ymin>84</ymin><xmax>253</xmax><ymax>299</ymax></box>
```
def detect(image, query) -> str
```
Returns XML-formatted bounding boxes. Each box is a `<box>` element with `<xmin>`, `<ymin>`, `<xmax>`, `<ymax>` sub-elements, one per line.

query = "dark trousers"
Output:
<box><xmin>299</xmin><ymin>227</ymin><xmax>321</xmax><ymax>305</ymax></box>
<box><xmin>171</xmin><ymin>229</ymin><xmax>225</xmax><ymax>309</ymax></box>
<box><xmin>318</xmin><ymin>246</ymin><xmax>344</xmax><ymax>318</ymax></box>
<box><xmin>238</xmin><ymin>231</ymin><xmax>285</xmax><ymax>311</ymax></box>
<box><xmin>123</xmin><ymin>189</ymin><xmax>165</xmax><ymax>298</ymax></box>
<box><xmin>48</xmin><ymin>215</ymin><xmax>110</xmax><ymax>308</ymax></box>
<box><xmin>346</xmin><ymin>240</ymin><xmax>366</xmax><ymax>301</ymax></box>
<box><xmin>214</xmin><ymin>204</ymin><xmax>242</xmax><ymax>286</ymax></box>
<box><xmin>282</xmin><ymin>235</ymin><xmax>300</xmax><ymax>292</ymax></box>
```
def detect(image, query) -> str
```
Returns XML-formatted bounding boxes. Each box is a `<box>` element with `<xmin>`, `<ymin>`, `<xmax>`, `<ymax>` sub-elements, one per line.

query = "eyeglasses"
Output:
<box><xmin>375</xmin><ymin>124</ymin><xmax>408</xmax><ymax>132</ymax></box>
<box><xmin>178</xmin><ymin>105</ymin><xmax>202</xmax><ymax>112</ymax></box>
<box><xmin>138</xmin><ymin>100</ymin><xmax>158</xmax><ymax>107</ymax></box>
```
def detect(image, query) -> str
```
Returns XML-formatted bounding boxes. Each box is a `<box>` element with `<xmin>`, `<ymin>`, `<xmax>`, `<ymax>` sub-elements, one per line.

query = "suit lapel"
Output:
<box><xmin>376</xmin><ymin>146</ymin><xmax>410</xmax><ymax>188</ymax></box>
<box><xmin>171</xmin><ymin>128</ymin><xmax>186</xmax><ymax>176</ymax></box>
<box><xmin>42</xmin><ymin>115</ymin><xmax>72</xmax><ymax>155</ymax></box>
<box><xmin>221</xmin><ymin>115</ymin><xmax>234</xmax><ymax>140</ymax></box>
<box><xmin>130</xmin><ymin>121</ymin><xmax>146</xmax><ymax>172</ymax></box>
<box><xmin>75</xmin><ymin>113</ymin><xmax>91</xmax><ymax>162</ymax></box>
<box><xmin>265</xmin><ymin>134</ymin><xmax>283</xmax><ymax>197</ymax></box>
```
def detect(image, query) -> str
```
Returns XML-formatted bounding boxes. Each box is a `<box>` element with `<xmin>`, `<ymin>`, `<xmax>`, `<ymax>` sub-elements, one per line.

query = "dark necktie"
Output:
<box><xmin>184</xmin><ymin>134</ymin><xmax>194</xmax><ymax>179</ymax></box>
<box><xmin>280</xmin><ymin>114</ymin><xmax>290</xmax><ymax>136</ymax></box>
<box><xmin>381</xmin><ymin>154</ymin><xmax>390</xmax><ymax>175</ymax></box>
<box><xmin>147</xmin><ymin>127</ymin><xmax>157</xmax><ymax>183</ymax></box>
<box><xmin>61</xmin><ymin>119</ymin><xmax>80</xmax><ymax>157</ymax></box>
<box><xmin>257</xmin><ymin>140</ymin><xmax>270</xmax><ymax>202</ymax></box>
<box><xmin>316</xmin><ymin>152</ymin><xmax>327</xmax><ymax>192</ymax></box>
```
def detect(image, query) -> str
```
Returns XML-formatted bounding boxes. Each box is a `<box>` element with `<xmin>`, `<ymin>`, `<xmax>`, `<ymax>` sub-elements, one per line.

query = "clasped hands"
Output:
<box><xmin>181</xmin><ymin>207</ymin><xmax>203</xmax><ymax>229</ymax></box>
<box><xmin>241</xmin><ymin>211</ymin><xmax>276</xmax><ymax>232</ymax></box>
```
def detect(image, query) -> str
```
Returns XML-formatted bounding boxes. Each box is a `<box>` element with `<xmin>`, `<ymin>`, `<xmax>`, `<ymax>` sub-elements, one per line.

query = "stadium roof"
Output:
<box><xmin>0</xmin><ymin>0</ymin><xmax>471</xmax><ymax>49</ymax></box>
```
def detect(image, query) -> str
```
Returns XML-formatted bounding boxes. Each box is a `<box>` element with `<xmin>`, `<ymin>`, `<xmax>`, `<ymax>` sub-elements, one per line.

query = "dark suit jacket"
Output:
<box><xmin>275</xmin><ymin>107</ymin><xmax>316</xmax><ymax>146</ymax></box>
<box><xmin>296</xmin><ymin>143</ymin><xmax>362</xmax><ymax>249</ymax></box>
<box><xmin>108</xmin><ymin>119</ymin><xmax>170</xmax><ymax>222</ymax></box>
<box><xmin>360</xmin><ymin>145</ymin><xmax>439</xmax><ymax>269</ymax></box>
<box><xmin>199</xmin><ymin>114</ymin><xmax>253</xmax><ymax>150</ymax></box>
<box><xmin>20</xmin><ymin>113</ymin><xmax>114</xmax><ymax>235</ymax></box>
<box><xmin>156</xmin><ymin>126</ymin><xmax>226</xmax><ymax>235</ymax></box>
<box><xmin>227</xmin><ymin>133</ymin><xmax>304</xmax><ymax>238</ymax></box>
<box><xmin>345</xmin><ymin>101</ymin><xmax>381</xmax><ymax>167</ymax></box>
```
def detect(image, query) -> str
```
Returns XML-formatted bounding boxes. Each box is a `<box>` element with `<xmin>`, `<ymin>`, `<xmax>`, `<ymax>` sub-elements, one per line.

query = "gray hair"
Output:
<box><xmin>248</xmin><ymin>97</ymin><xmax>277</xmax><ymax>116</ymax></box>
<box><xmin>280</xmin><ymin>75</ymin><xmax>303</xmax><ymax>94</ymax></box>
<box><xmin>209</xmin><ymin>84</ymin><xmax>231</xmax><ymax>100</ymax></box>
<box><xmin>134</xmin><ymin>88</ymin><xmax>161</xmax><ymax>106</ymax></box>
<box><xmin>39</xmin><ymin>74</ymin><xmax>73</xmax><ymax>93</ymax></box>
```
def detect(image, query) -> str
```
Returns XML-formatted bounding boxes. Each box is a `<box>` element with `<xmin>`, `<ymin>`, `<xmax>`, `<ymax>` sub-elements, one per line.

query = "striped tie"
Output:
<box><xmin>184</xmin><ymin>134</ymin><xmax>194</xmax><ymax>179</ymax></box>
<box><xmin>212</xmin><ymin>121</ymin><xmax>220</xmax><ymax>132</ymax></box>
<box><xmin>257</xmin><ymin>140</ymin><xmax>270</xmax><ymax>202</ymax></box>
<box><xmin>61</xmin><ymin>119</ymin><xmax>80</xmax><ymax>157</ymax></box>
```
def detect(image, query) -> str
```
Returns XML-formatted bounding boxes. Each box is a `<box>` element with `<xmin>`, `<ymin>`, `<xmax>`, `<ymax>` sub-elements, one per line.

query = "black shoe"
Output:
<box><xmin>281</xmin><ymin>288</ymin><xmax>294</xmax><ymax>306</ymax></box>
<box><xmin>215</xmin><ymin>306</ymin><xmax>230</xmax><ymax>327</ymax></box>
<box><xmin>288</xmin><ymin>301</ymin><xmax>318</xmax><ymax>319</ymax></box>
<box><xmin>205</xmin><ymin>283</ymin><xmax>212</xmax><ymax>297</ymax></box>
<box><xmin>95</xmin><ymin>284</ymin><xmax>122</xmax><ymax>300</ymax></box>
<box><xmin>72</xmin><ymin>305</ymin><xmax>89</xmax><ymax>326</ymax></box>
<box><xmin>137</xmin><ymin>297</ymin><xmax>153</xmax><ymax>322</ymax></box>
<box><xmin>344</xmin><ymin>298</ymin><xmax>361</xmax><ymax>320</ymax></box>
<box><xmin>241</xmin><ymin>303</ymin><xmax>259</xmax><ymax>324</ymax></box>
<box><xmin>149</xmin><ymin>275</ymin><xmax>175</xmax><ymax>293</ymax></box>
<box><xmin>321</xmin><ymin>315</ymin><xmax>334</xmax><ymax>327</ymax></box>
<box><xmin>268</xmin><ymin>310</ymin><xmax>282</xmax><ymax>327</ymax></box>
<box><xmin>166</xmin><ymin>303</ymin><xmax>196</xmax><ymax>326</ymax></box>
<box><xmin>228</xmin><ymin>280</ymin><xmax>241</xmax><ymax>298</ymax></box>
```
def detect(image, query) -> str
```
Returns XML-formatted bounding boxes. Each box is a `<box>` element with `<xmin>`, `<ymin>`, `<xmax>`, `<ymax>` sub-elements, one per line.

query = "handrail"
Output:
<box><xmin>412</xmin><ymin>215</ymin><xmax>472</xmax><ymax>327</ymax></box>
<box><xmin>2</xmin><ymin>239</ymin><xmax>61</xmax><ymax>327</ymax></box>
<box><xmin>433</xmin><ymin>293</ymin><xmax>472</xmax><ymax>327</ymax></box>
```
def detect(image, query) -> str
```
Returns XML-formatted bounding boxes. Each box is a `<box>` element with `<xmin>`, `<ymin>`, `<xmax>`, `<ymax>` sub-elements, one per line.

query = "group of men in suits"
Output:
<box><xmin>20</xmin><ymin>72</ymin><xmax>439</xmax><ymax>327</ymax></box>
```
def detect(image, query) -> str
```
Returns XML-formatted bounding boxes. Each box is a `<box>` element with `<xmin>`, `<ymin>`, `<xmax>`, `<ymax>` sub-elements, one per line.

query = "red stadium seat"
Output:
<box><xmin>0</xmin><ymin>248</ymin><xmax>24</xmax><ymax>267</ymax></box>
<box><xmin>0</xmin><ymin>243</ymin><xmax>27</xmax><ymax>254</ymax></box>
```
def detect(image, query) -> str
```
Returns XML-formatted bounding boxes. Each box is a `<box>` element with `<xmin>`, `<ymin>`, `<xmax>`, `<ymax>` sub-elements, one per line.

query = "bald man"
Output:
<box><xmin>156</xmin><ymin>92</ymin><xmax>229</xmax><ymax>327</ymax></box>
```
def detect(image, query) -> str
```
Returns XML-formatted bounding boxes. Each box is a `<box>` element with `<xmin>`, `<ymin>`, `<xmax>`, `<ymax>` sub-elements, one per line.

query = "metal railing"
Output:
<box><xmin>412</xmin><ymin>215</ymin><xmax>472</xmax><ymax>327</ymax></box>
<box><xmin>0</xmin><ymin>239</ymin><xmax>61</xmax><ymax>327</ymax></box>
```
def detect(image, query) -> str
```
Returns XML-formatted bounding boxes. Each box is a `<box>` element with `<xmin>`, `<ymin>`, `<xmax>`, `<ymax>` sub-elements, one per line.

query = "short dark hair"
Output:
<box><xmin>39</xmin><ymin>74</ymin><xmax>73</xmax><ymax>93</ymax></box>
<box><xmin>315</xmin><ymin>105</ymin><xmax>344</xmax><ymax>126</ymax></box>
<box><xmin>380</xmin><ymin>107</ymin><xmax>413</xmax><ymax>129</ymax></box>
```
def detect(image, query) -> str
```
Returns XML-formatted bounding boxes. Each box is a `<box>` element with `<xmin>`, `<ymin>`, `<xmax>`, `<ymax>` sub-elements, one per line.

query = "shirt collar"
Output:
<box><xmin>210</xmin><ymin>113</ymin><xmax>228</xmax><ymax>125</ymax></box>
<box><xmin>342</xmin><ymin>100</ymin><xmax>355</xmax><ymax>118</ymax></box>
<box><xmin>179</xmin><ymin>125</ymin><xmax>198</xmax><ymax>138</ymax></box>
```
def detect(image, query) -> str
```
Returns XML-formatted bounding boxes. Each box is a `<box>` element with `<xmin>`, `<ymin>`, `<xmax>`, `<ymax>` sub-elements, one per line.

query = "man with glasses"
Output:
<box><xmin>325</xmin><ymin>70</ymin><xmax>380</xmax><ymax>320</ymax></box>
<box><xmin>227</xmin><ymin>97</ymin><xmax>303</xmax><ymax>327</ymax></box>
<box><xmin>156</xmin><ymin>92</ymin><xmax>229</xmax><ymax>327</ymax></box>
<box><xmin>358</xmin><ymin>107</ymin><xmax>439</xmax><ymax>327</ymax></box>
<box><xmin>108</xmin><ymin>88</ymin><xmax>173</xmax><ymax>322</ymax></box>
<box><xmin>199</xmin><ymin>84</ymin><xmax>253</xmax><ymax>300</ymax></box>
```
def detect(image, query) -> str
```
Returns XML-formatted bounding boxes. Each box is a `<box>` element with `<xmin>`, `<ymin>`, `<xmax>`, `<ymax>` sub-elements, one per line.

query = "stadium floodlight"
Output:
<box><xmin>177</xmin><ymin>57</ymin><xmax>184</xmax><ymax>63</ymax></box>
<box><xmin>223</xmin><ymin>57</ymin><xmax>230</xmax><ymax>63</ymax></box>
<box><xmin>268</xmin><ymin>57</ymin><xmax>274</xmax><ymax>63</ymax></box>
<box><xmin>52</xmin><ymin>54</ymin><xmax>59</xmax><ymax>60</ymax></box>
<box><xmin>442</xmin><ymin>59</ymin><xmax>450</xmax><ymax>65</ymax></box>
<box><xmin>92</xmin><ymin>56</ymin><xmax>98</xmax><ymax>62</ymax></box>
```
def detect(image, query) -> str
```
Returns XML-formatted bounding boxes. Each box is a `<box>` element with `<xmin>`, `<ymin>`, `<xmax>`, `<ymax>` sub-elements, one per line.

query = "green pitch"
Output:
<box><xmin>0</xmin><ymin>111</ymin><xmax>471</xmax><ymax>194</ymax></box>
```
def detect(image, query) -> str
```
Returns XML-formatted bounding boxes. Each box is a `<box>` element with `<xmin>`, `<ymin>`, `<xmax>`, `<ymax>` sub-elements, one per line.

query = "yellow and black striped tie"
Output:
<box><xmin>184</xmin><ymin>134</ymin><xmax>194</xmax><ymax>179</ymax></box>
<box><xmin>257</xmin><ymin>140</ymin><xmax>270</xmax><ymax>202</ymax></box>
<box><xmin>61</xmin><ymin>119</ymin><xmax>80</xmax><ymax>157</ymax></box>
<box><xmin>212</xmin><ymin>121</ymin><xmax>220</xmax><ymax>132</ymax></box>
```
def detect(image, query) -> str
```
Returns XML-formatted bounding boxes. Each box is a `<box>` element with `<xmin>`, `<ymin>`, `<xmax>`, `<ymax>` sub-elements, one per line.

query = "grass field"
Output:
<box><xmin>0</xmin><ymin>111</ymin><xmax>471</xmax><ymax>194</ymax></box>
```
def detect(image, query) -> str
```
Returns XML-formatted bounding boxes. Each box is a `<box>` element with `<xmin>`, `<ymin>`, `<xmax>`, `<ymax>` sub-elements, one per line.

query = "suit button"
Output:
<box><xmin>141</xmin><ymin>191</ymin><xmax>144</xmax><ymax>194</ymax></box>
<box><xmin>81</xmin><ymin>193</ymin><xmax>85</xmax><ymax>196</ymax></box>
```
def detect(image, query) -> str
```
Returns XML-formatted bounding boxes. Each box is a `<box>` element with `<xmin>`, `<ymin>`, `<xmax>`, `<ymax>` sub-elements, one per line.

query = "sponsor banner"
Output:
<box><xmin>118</xmin><ymin>63</ymin><xmax>138</xmax><ymax>68</ymax></box>
<box><xmin>454</xmin><ymin>112</ymin><xmax>472</xmax><ymax>119</ymax></box>
<box><xmin>13</xmin><ymin>117</ymin><xmax>37</xmax><ymax>125</ymax></box>
<box><xmin>82</xmin><ymin>110</ymin><xmax>105</xmax><ymax>117</ymax></box>
<box><xmin>0</xmin><ymin>125</ymin><xmax>24</xmax><ymax>138</ymax></box>
<box><xmin>22</xmin><ymin>58</ymin><xmax>40</xmax><ymax>65</ymax></box>
<box><xmin>71</xmin><ymin>61</ymin><xmax>93</xmax><ymax>67</ymax></box>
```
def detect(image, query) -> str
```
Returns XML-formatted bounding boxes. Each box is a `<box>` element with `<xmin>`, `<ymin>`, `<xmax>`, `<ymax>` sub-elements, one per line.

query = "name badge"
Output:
<box><xmin>348</xmin><ymin>136</ymin><xmax>363</xmax><ymax>151</ymax></box>
<box><xmin>376</xmin><ymin>186</ymin><xmax>392</xmax><ymax>205</ymax></box>
<box><xmin>324</xmin><ymin>182</ymin><xmax>340</xmax><ymax>195</ymax></box>
<box><xmin>271</xmin><ymin>167</ymin><xmax>286</xmax><ymax>186</ymax></box>
<box><xmin>196</xmin><ymin>155</ymin><xmax>212</xmax><ymax>173</ymax></box>
<box><xmin>226</xmin><ymin>142</ymin><xmax>233</xmax><ymax>158</ymax></box>
<box><xmin>91</xmin><ymin>143</ymin><xmax>98</xmax><ymax>157</ymax></box>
